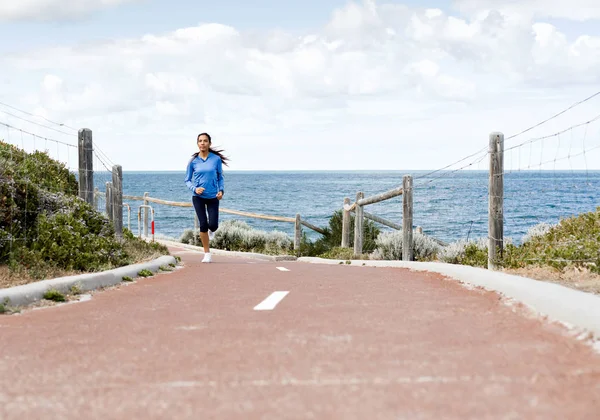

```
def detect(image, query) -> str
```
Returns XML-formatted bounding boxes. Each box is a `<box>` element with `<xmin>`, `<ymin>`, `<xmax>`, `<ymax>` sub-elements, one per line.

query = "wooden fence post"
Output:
<box><xmin>353</xmin><ymin>192</ymin><xmax>364</xmax><ymax>256</ymax></box>
<box><xmin>488</xmin><ymin>132</ymin><xmax>504</xmax><ymax>270</ymax></box>
<box><xmin>106</xmin><ymin>182</ymin><xmax>113</xmax><ymax>221</ymax></box>
<box><xmin>78</xmin><ymin>128</ymin><xmax>94</xmax><ymax>205</ymax></box>
<box><xmin>402</xmin><ymin>175</ymin><xmax>413</xmax><ymax>261</ymax></box>
<box><xmin>294</xmin><ymin>214</ymin><xmax>302</xmax><ymax>254</ymax></box>
<box><xmin>341</xmin><ymin>197</ymin><xmax>351</xmax><ymax>248</ymax></box>
<box><xmin>143</xmin><ymin>192</ymin><xmax>149</xmax><ymax>237</ymax></box>
<box><xmin>112</xmin><ymin>165</ymin><xmax>123</xmax><ymax>237</ymax></box>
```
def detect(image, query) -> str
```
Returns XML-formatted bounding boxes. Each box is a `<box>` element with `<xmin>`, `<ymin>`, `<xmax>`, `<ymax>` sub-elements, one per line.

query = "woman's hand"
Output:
<box><xmin>216</xmin><ymin>191</ymin><xmax>223</xmax><ymax>200</ymax></box>
<box><xmin>195</xmin><ymin>187</ymin><xmax>205</xmax><ymax>195</ymax></box>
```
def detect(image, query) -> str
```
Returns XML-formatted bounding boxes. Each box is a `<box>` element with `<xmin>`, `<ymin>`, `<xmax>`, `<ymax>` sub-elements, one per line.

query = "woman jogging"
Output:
<box><xmin>184</xmin><ymin>132</ymin><xmax>229</xmax><ymax>263</ymax></box>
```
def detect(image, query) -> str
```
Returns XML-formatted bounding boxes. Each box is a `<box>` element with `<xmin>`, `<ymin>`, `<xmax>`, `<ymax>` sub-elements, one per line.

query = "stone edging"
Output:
<box><xmin>0</xmin><ymin>255</ymin><xmax>177</xmax><ymax>309</ymax></box>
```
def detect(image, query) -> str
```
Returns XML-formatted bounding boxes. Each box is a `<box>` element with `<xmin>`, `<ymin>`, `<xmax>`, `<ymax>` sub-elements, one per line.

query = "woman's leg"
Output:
<box><xmin>199</xmin><ymin>231</ymin><xmax>210</xmax><ymax>254</ymax></box>
<box><xmin>192</xmin><ymin>197</ymin><xmax>211</xmax><ymax>254</ymax></box>
<box><xmin>206</xmin><ymin>198</ymin><xmax>220</xmax><ymax>234</ymax></box>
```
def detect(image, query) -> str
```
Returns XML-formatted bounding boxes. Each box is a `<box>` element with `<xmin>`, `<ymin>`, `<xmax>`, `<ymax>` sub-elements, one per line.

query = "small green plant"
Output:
<box><xmin>169</xmin><ymin>263</ymin><xmax>176</xmax><ymax>268</ymax></box>
<box><xmin>318</xmin><ymin>247</ymin><xmax>355</xmax><ymax>260</ymax></box>
<box><xmin>175</xmin><ymin>256</ymin><xmax>182</xmax><ymax>263</ymax></box>
<box><xmin>0</xmin><ymin>298</ymin><xmax>9</xmax><ymax>314</ymax></box>
<box><xmin>70</xmin><ymin>284</ymin><xmax>82</xmax><ymax>295</ymax></box>
<box><xmin>159</xmin><ymin>265</ymin><xmax>173</xmax><ymax>272</ymax></box>
<box><xmin>122</xmin><ymin>276</ymin><xmax>133</xmax><ymax>282</ymax></box>
<box><xmin>43</xmin><ymin>289</ymin><xmax>66</xmax><ymax>302</ymax></box>
<box><xmin>138</xmin><ymin>269</ymin><xmax>153</xmax><ymax>277</ymax></box>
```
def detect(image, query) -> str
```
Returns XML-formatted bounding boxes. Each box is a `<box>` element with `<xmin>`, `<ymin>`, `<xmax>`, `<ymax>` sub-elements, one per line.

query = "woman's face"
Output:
<box><xmin>197</xmin><ymin>135</ymin><xmax>210</xmax><ymax>152</ymax></box>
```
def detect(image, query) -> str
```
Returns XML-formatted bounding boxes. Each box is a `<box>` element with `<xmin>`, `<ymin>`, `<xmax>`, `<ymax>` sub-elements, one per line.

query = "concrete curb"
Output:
<box><xmin>0</xmin><ymin>255</ymin><xmax>177</xmax><ymax>308</ymax></box>
<box><xmin>298</xmin><ymin>257</ymin><xmax>600</xmax><ymax>340</ymax></box>
<box><xmin>156</xmin><ymin>239</ymin><xmax>298</xmax><ymax>262</ymax></box>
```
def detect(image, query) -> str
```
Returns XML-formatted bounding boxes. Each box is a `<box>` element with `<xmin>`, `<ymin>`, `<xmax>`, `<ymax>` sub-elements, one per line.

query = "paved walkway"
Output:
<box><xmin>1</xmin><ymin>245</ymin><xmax>599</xmax><ymax>419</ymax></box>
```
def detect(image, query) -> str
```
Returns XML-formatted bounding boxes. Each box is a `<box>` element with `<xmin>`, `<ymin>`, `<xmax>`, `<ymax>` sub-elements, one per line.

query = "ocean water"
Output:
<box><xmin>93</xmin><ymin>170</ymin><xmax>600</xmax><ymax>245</ymax></box>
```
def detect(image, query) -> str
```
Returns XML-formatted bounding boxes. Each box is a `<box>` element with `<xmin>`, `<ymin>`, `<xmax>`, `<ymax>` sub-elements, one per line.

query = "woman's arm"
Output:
<box><xmin>184</xmin><ymin>158</ymin><xmax>196</xmax><ymax>192</ymax></box>
<box><xmin>217</xmin><ymin>157</ymin><xmax>224</xmax><ymax>195</ymax></box>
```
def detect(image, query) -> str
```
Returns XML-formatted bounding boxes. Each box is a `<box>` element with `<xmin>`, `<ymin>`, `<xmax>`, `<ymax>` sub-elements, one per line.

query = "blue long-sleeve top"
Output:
<box><xmin>184</xmin><ymin>152</ymin><xmax>224</xmax><ymax>199</ymax></box>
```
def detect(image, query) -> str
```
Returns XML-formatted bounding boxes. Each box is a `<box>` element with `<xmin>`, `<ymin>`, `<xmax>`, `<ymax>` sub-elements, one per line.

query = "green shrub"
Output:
<box><xmin>300</xmin><ymin>210</ymin><xmax>381</xmax><ymax>257</ymax></box>
<box><xmin>0</xmin><ymin>141</ymin><xmax>170</xmax><ymax>283</ymax></box>
<box><xmin>0</xmin><ymin>141</ymin><xmax>77</xmax><ymax>195</ymax></box>
<box><xmin>502</xmin><ymin>210</ymin><xmax>600</xmax><ymax>273</ymax></box>
<box><xmin>372</xmin><ymin>230</ymin><xmax>442</xmax><ymax>261</ymax></box>
<box><xmin>435</xmin><ymin>210</ymin><xmax>600</xmax><ymax>274</ymax></box>
<box><xmin>318</xmin><ymin>247</ymin><xmax>356</xmax><ymax>260</ymax></box>
<box><xmin>0</xmin><ymin>174</ymin><xmax>41</xmax><ymax>261</ymax></box>
<box><xmin>210</xmin><ymin>220</ymin><xmax>293</xmax><ymax>255</ymax></box>
<box><xmin>438</xmin><ymin>238</ymin><xmax>488</xmax><ymax>267</ymax></box>
<box><xmin>31</xmin><ymin>196</ymin><xmax>128</xmax><ymax>271</ymax></box>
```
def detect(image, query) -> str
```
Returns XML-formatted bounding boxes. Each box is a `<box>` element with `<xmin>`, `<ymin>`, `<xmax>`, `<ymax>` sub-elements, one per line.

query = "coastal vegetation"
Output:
<box><xmin>0</xmin><ymin>141</ymin><xmax>170</xmax><ymax>288</ymax></box>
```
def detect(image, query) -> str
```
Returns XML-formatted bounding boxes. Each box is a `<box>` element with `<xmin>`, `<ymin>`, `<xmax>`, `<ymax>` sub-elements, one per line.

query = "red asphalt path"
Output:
<box><xmin>1</xmin><ymin>245</ymin><xmax>599</xmax><ymax>419</ymax></box>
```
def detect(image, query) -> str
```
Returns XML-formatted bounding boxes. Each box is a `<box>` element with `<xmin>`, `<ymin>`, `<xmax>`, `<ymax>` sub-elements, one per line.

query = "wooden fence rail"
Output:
<box><xmin>94</xmin><ymin>192</ymin><xmax>325</xmax><ymax>253</ymax></box>
<box><xmin>341</xmin><ymin>176</ymin><xmax>413</xmax><ymax>259</ymax></box>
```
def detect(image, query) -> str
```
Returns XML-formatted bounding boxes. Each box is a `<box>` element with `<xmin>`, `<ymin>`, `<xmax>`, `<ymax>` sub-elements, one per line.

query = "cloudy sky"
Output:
<box><xmin>1</xmin><ymin>0</ymin><xmax>599</xmax><ymax>171</ymax></box>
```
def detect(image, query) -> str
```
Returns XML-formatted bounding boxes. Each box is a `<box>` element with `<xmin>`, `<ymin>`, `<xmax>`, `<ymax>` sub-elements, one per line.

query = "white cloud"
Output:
<box><xmin>0</xmin><ymin>0</ymin><xmax>138</xmax><ymax>21</ymax></box>
<box><xmin>1</xmin><ymin>0</ymin><xmax>600</xmax><ymax>172</ymax></box>
<box><xmin>453</xmin><ymin>0</ymin><xmax>600</xmax><ymax>22</ymax></box>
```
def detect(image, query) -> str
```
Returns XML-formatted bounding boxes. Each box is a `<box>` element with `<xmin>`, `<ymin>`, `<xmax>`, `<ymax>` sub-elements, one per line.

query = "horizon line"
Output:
<box><xmin>90</xmin><ymin>169</ymin><xmax>600</xmax><ymax>173</ymax></box>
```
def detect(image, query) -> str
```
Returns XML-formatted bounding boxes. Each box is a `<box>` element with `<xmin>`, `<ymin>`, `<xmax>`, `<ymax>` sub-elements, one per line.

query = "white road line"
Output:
<box><xmin>276</xmin><ymin>267</ymin><xmax>290</xmax><ymax>271</ymax></box>
<box><xmin>254</xmin><ymin>291</ymin><xmax>289</xmax><ymax>311</ymax></box>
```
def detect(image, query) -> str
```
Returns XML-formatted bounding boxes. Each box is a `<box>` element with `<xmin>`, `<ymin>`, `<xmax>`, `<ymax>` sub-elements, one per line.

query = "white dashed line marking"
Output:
<box><xmin>254</xmin><ymin>291</ymin><xmax>289</xmax><ymax>311</ymax></box>
<box><xmin>276</xmin><ymin>267</ymin><xmax>290</xmax><ymax>271</ymax></box>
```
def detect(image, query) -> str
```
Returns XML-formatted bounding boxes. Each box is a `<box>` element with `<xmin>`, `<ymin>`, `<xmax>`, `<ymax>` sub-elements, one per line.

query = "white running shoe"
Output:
<box><xmin>202</xmin><ymin>253</ymin><xmax>212</xmax><ymax>263</ymax></box>
<box><xmin>208</xmin><ymin>230</ymin><xmax>215</xmax><ymax>241</ymax></box>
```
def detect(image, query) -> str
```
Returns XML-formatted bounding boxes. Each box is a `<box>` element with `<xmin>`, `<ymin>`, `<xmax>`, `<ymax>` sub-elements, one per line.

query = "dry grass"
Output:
<box><xmin>0</xmin><ymin>238</ymin><xmax>167</xmax><ymax>290</ymax></box>
<box><xmin>0</xmin><ymin>265</ymin><xmax>80</xmax><ymax>289</ymax></box>
<box><xmin>504</xmin><ymin>266</ymin><xmax>600</xmax><ymax>295</ymax></box>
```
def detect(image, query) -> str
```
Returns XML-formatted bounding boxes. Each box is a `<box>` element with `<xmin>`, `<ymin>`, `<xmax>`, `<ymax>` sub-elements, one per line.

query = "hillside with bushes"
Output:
<box><xmin>0</xmin><ymin>141</ymin><xmax>169</xmax><ymax>287</ymax></box>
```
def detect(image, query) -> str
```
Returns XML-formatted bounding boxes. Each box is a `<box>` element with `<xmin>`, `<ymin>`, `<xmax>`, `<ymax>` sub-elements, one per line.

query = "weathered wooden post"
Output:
<box><xmin>488</xmin><ymin>132</ymin><xmax>504</xmax><ymax>270</ymax></box>
<box><xmin>353</xmin><ymin>192</ymin><xmax>364</xmax><ymax>256</ymax></box>
<box><xmin>402</xmin><ymin>175</ymin><xmax>413</xmax><ymax>261</ymax></box>
<box><xmin>106</xmin><ymin>182</ymin><xmax>113</xmax><ymax>221</ymax></box>
<box><xmin>143</xmin><ymin>192</ymin><xmax>149</xmax><ymax>237</ymax></box>
<box><xmin>294</xmin><ymin>214</ymin><xmax>302</xmax><ymax>254</ymax></box>
<box><xmin>93</xmin><ymin>187</ymin><xmax>99</xmax><ymax>210</ymax></box>
<box><xmin>78</xmin><ymin>128</ymin><xmax>94</xmax><ymax>205</ymax></box>
<box><xmin>341</xmin><ymin>197</ymin><xmax>351</xmax><ymax>248</ymax></box>
<box><xmin>112</xmin><ymin>165</ymin><xmax>123</xmax><ymax>237</ymax></box>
